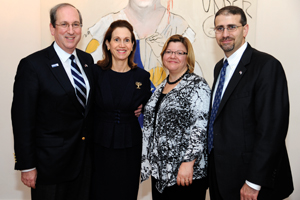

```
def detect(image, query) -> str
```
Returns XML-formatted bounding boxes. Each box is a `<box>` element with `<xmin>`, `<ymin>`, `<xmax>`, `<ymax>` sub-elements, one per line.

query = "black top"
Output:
<box><xmin>153</xmin><ymin>91</ymin><xmax>166</xmax><ymax>128</ymax></box>
<box><xmin>109</xmin><ymin>69</ymin><xmax>132</xmax><ymax>106</ymax></box>
<box><xmin>92</xmin><ymin>66</ymin><xmax>152</xmax><ymax>148</ymax></box>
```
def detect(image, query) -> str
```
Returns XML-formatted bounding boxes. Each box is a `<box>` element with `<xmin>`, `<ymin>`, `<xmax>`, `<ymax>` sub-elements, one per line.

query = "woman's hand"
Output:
<box><xmin>134</xmin><ymin>104</ymin><xmax>143</xmax><ymax>117</ymax></box>
<box><xmin>176</xmin><ymin>159</ymin><xmax>196</xmax><ymax>186</ymax></box>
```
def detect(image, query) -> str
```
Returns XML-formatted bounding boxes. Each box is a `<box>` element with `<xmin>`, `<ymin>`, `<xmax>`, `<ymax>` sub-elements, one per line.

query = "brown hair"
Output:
<box><xmin>97</xmin><ymin>20</ymin><xmax>137</xmax><ymax>70</ymax></box>
<box><xmin>215</xmin><ymin>6</ymin><xmax>247</xmax><ymax>26</ymax></box>
<box><xmin>160</xmin><ymin>34</ymin><xmax>195</xmax><ymax>73</ymax></box>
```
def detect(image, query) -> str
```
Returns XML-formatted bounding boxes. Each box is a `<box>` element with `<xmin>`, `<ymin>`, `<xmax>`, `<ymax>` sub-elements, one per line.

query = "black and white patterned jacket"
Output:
<box><xmin>141</xmin><ymin>72</ymin><xmax>211</xmax><ymax>193</ymax></box>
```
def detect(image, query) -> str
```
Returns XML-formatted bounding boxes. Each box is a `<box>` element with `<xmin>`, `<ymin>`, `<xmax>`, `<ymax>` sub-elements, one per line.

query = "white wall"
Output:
<box><xmin>254</xmin><ymin>1</ymin><xmax>300</xmax><ymax>200</ymax></box>
<box><xmin>0</xmin><ymin>0</ymin><xmax>299</xmax><ymax>199</ymax></box>
<box><xmin>0</xmin><ymin>0</ymin><xmax>40</xmax><ymax>199</ymax></box>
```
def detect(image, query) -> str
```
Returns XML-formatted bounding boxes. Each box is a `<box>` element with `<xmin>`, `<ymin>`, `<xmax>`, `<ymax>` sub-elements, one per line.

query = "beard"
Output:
<box><xmin>219</xmin><ymin>37</ymin><xmax>235</xmax><ymax>53</ymax></box>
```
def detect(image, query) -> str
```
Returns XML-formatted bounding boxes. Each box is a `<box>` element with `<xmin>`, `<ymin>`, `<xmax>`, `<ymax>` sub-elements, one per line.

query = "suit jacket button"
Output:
<box><xmin>82</xmin><ymin>137</ymin><xmax>85</xmax><ymax>140</ymax></box>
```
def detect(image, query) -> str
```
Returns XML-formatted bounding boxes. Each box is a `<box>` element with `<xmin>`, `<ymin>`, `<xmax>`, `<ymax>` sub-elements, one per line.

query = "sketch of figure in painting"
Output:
<box><xmin>85</xmin><ymin>0</ymin><xmax>202</xmax><ymax>91</ymax></box>
<box><xmin>202</xmin><ymin>0</ymin><xmax>255</xmax><ymax>38</ymax></box>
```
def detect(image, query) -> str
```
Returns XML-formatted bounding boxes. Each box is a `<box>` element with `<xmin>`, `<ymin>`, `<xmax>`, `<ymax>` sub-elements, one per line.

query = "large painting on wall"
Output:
<box><xmin>41</xmin><ymin>0</ymin><xmax>257</xmax><ymax>87</ymax></box>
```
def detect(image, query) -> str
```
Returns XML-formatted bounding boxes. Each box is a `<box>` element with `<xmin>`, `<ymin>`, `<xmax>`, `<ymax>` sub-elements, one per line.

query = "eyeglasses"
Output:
<box><xmin>214</xmin><ymin>25</ymin><xmax>243</xmax><ymax>34</ymax></box>
<box><xmin>55</xmin><ymin>22</ymin><xmax>82</xmax><ymax>29</ymax></box>
<box><xmin>164</xmin><ymin>50</ymin><xmax>187</xmax><ymax>56</ymax></box>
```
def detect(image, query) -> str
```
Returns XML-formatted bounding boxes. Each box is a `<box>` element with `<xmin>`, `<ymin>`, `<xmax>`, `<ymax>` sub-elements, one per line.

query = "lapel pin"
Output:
<box><xmin>136</xmin><ymin>82</ymin><xmax>142</xmax><ymax>89</ymax></box>
<box><xmin>239</xmin><ymin>71</ymin><xmax>243</xmax><ymax>75</ymax></box>
<box><xmin>84</xmin><ymin>64</ymin><xmax>88</xmax><ymax>67</ymax></box>
<box><xmin>51</xmin><ymin>63</ymin><xmax>59</xmax><ymax>68</ymax></box>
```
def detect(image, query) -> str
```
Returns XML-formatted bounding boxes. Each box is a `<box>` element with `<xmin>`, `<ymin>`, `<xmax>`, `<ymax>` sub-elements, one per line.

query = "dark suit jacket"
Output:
<box><xmin>11</xmin><ymin>43</ymin><xmax>94</xmax><ymax>184</ymax></box>
<box><xmin>92</xmin><ymin>66</ymin><xmax>152</xmax><ymax>149</ymax></box>
<box><xmin>210</xmin><ymin>44</ymin><xmax>293</xmax><ymax>199</ymax></box>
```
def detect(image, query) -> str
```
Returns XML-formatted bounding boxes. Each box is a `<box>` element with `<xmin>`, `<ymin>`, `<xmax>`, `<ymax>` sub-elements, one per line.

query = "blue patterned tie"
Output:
<box><xmin>70</xmin><ymin>54</ymin><xmax>86</xmax><ymax>113</ymax></box>
<box><xmin>208</xmin><ymin>59</ymin><xmax>228</xmax><ymax>153</ymax></box>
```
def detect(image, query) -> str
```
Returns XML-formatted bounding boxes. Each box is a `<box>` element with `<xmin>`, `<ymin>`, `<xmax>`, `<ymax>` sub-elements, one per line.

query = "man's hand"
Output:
<box><xmin>21</xmin><ymin>169</ymin><xmax>37</xmax><ymax>189</ymax></box>
<box><xmin>134</xmin><ymin>104</ymin><xmax>143</xmax><ymax>117</ymax></box>
<box><xmin>176</xmin><ymin>160</ymin><xmax>196</xmax><ymax>186</ymax></box>
<box><xmin>240</xmin><ymin>183</ymin><xmax>259</xmax><ymax>200</ymax></box>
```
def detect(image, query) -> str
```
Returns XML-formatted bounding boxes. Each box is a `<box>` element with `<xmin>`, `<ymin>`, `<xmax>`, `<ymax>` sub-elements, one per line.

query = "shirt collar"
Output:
<box><xmin>224</xmin><ymin>42</ymin><xmax>248</xmax><ymax>67</ymax></box>
<box><xmin>53</xmin><ymin>42</ymin><xmax>77</xmax><ymax>63</ymax></box>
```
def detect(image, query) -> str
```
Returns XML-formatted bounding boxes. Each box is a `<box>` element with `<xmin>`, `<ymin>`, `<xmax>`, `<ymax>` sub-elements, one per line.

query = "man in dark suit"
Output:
<box><xmin>208</xmin><ymin>6</ymin><xmax>293</xmax><ymax>200</ymax></box>
<box><xmin>11</xmin><ymin>3</ymin><xmax>94</xmax><ymax>200</ymax></box>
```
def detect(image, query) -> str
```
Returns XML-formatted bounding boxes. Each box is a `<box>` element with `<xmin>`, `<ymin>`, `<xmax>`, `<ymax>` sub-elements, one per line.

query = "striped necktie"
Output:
<box><xmin>69</xmin><ymin>54</ymin><xmax>86</xmax><ymax>113</ymax></box>
<box><xmin>208</xmin><ymin>59</ymin><xmax>228</xmax><ymax>153</ymax></box>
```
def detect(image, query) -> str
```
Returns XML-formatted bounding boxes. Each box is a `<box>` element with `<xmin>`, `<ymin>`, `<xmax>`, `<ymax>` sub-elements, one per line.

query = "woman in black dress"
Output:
<box><xmin>90</xmin><ymin>20</ymin><xmax>152</xmax><ymax>199</ymax></box>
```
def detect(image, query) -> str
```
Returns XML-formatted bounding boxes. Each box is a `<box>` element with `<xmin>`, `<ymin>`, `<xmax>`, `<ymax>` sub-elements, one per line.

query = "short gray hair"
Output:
<box><xmin>50</xmin><ymin>3</ymin><xmax>82</xmax><ymax>28</ymax></box>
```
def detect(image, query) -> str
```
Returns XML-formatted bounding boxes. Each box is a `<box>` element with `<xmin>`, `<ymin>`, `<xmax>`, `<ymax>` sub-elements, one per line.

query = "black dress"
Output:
<box><xmin>90</xmin><ymin>66</ymin><xmax>152</xmax><ymax>200</ymax></box>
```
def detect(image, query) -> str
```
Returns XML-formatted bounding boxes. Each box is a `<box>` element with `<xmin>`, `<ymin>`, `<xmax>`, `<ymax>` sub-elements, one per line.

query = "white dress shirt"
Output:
<box><xmin>53</xmin><ymin>42</ymin><xmax>90</xmax><ymax>99</ymax></box>
<box><xmin>212</xmin><ymin>42</ymin><xmax>247</xmax><ymax>103</ymax></box>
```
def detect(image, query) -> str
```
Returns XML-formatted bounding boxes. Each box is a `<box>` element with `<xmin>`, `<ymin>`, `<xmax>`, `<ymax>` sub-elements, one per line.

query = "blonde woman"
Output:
<box><xmin>141</xmin><ymin>34</ymin><xmax>210</xmax><ymax>199</ymax></box>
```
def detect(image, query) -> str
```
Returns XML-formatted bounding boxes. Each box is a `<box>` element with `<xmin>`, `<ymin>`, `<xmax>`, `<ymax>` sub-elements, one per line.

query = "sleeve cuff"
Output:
<box><xmin>245</xmin><ymin>180</ymin><xmax>261</xmax><ymax>191</ymax></box>
<box><xmin>21</xmin><ymin>167</ymin><xmax>36</xmax><ymax>172</ymax></box>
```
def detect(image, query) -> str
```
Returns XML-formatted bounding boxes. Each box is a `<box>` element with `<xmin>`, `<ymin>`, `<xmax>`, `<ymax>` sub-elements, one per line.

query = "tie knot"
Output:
<box><xmin>70</xmin><ymin>54</ymin><xmax>75</xmax><ymax>61</ymax></box>
<box><xmin>223</xmin><ymin>59</ymin><xmax>229</xmax><ymax>68</ymax></box>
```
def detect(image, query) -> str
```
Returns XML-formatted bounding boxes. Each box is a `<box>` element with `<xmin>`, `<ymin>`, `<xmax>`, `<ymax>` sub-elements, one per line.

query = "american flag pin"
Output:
<box><xmin>84</xmin><ymin>64</ymin><xmax>88</xmax><ymax>67</ymax></box>
<box><xmin>239</xmin><ymin>71</ymin><xmax>243</xmax><ymax>75</ymax></box>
